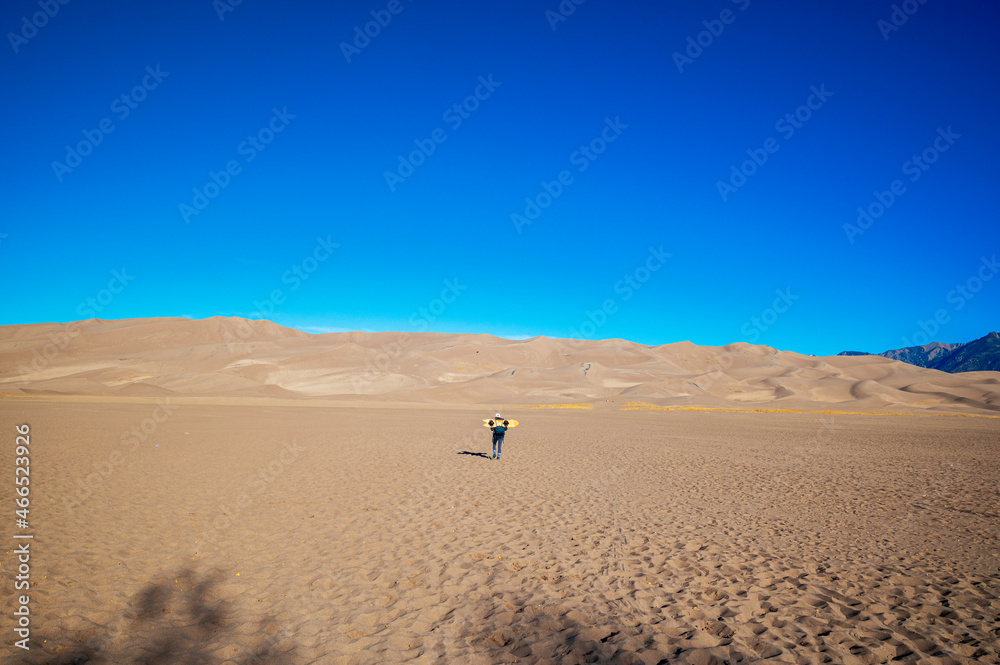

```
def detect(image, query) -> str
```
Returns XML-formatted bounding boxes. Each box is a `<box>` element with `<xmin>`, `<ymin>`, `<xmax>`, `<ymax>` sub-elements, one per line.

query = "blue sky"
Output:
<box><xmin>2</xmin><ymin>0</ymin><xmax>998</xmax><ymax>356</ymax></box>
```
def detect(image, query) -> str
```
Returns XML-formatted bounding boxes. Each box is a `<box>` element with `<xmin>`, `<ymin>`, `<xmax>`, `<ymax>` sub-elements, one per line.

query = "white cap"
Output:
<box><xmin>495</xmin><ymin>413</ymin><xmax>501</xmax><ymax>418</ymax></box>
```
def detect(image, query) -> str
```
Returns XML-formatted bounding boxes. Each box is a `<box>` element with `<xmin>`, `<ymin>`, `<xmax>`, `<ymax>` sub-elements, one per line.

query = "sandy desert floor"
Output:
<box><xmin>2</xmin><ymin>399</ymin><xmax>998</xmax><ymax>665</ymax></box>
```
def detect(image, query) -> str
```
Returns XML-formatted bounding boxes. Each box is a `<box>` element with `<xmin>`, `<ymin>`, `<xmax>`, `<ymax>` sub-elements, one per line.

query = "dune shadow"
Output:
<box><xmin>457</xmin><ymin>450</ymin><xmax>490</xmax><ymax>459</ymax></box>
<box><xmin>16</xmin><ymin>567</ymin><xmax>295</xmax><ymax>665</ymax></box>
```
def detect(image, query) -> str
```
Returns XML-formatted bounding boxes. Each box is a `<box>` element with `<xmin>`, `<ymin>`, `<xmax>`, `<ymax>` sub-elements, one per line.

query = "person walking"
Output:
<box><xmin>490</xmin><ymin>413</ymin><xmax>508</xmax><ymax>460</ymax></box>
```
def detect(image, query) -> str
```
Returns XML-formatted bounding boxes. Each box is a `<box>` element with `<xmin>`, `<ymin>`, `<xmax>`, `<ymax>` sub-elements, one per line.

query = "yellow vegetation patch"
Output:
<box><xmin>621</xmin><ymin>401</ymin><xmax>669</xmax><ymax>411</ymax></box>
<box><xmin>525</xmin><ymin>403</ymin><xmax>594</xmax><ymax>410</ymax></box>
<box><xmin>621</xmin><ymin>402</ymin><xmax>1000</xmax><ymax>418</ymax></box>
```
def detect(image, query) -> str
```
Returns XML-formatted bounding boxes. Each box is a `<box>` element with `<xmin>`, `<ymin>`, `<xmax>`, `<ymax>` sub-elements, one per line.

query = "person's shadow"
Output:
<box><xmin>458</xmin><ymin>451</ymin><xmax>490</xmax><ymax>460</ymax></box>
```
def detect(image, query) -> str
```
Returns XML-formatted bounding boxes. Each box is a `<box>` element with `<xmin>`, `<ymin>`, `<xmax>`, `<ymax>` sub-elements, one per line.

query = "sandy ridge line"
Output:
<box><xmin>5</xmin><ymin>392</ymin><xmax>1000</xmax><ymax>418</ymax></box>
<box><xmin>0</xmin><ymin>393</ymin><xmax>503</xmax><ymax>411</ymax></box>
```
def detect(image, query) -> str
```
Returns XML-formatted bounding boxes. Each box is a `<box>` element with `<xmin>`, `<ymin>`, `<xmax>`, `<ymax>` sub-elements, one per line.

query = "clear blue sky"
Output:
<box><xmin>2</xmin><ymin>0</ymin><xmax>998</xmax><ymax>356</ymax></box>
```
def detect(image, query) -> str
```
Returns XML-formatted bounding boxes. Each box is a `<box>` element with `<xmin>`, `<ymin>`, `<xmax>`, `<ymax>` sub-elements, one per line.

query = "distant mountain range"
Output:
<box><xmin>839</xmin><ymin>331</ymin><xmax>1000</xmax><ymax>373</ymax></box>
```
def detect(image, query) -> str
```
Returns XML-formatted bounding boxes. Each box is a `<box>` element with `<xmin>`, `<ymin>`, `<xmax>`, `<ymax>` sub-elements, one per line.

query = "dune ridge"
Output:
<box><xmin>3</xmin><ymin>317</ymin><xmax>1000</xmax><ymax>414</ymax></box>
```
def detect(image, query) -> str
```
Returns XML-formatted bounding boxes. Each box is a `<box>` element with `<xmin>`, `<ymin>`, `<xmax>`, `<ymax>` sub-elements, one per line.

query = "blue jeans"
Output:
<box><xmin>492</xmin><ymin>434</ymin><xmax>504</xmax><ymax>458</ymax></box>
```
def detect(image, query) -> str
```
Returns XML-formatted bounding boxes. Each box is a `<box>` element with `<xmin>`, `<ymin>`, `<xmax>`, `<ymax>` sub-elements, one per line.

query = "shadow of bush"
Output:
<box><xmin>10</xmin><ymin>567</ymin><xmax>296</xmax><ymax>665</ymax></box>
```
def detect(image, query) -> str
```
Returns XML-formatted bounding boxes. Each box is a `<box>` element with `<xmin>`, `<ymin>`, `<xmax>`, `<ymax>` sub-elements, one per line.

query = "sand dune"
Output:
<box><xmin>3</xmin><ymin>317</ymin><xmax>999</xmax><ymax>414</ymax></box>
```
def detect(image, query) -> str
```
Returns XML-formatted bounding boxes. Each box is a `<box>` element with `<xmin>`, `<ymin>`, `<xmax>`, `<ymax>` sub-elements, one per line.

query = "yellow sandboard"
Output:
<box><xmin>483</xmin><ymin>418</ymin><xmax>518</xmax><ymax>428</ymax></box>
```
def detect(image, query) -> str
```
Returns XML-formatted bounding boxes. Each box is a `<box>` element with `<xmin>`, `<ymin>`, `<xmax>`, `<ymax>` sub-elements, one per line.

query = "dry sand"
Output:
<box><xmin>2</xmin><ymin>398</ymin><xmax>998</xmax><ymax>665</ymax></box>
